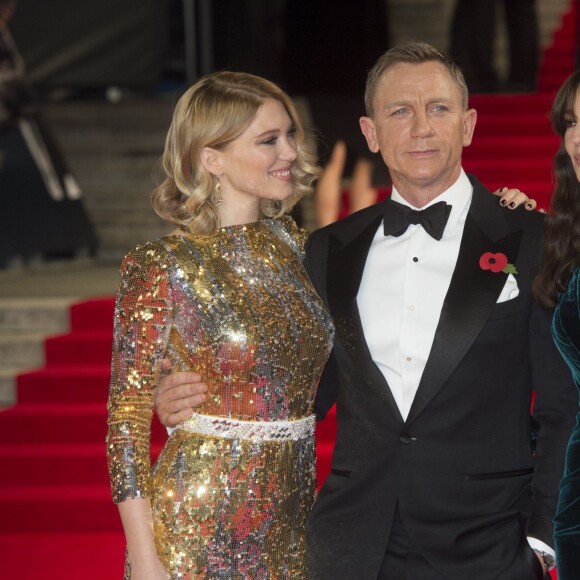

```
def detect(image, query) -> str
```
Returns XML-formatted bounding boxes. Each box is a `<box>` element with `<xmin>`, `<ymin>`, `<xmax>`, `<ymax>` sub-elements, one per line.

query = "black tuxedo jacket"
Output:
<box><xmin>304</xmin><ymin>176</ymin><xmax>576</xmax><ymax>579</ymax></box>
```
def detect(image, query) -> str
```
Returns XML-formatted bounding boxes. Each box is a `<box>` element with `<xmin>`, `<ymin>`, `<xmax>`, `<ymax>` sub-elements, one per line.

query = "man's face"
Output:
<box><xmin>360</xmin><ymin>61</ymin><xmax>477</xmax><ymax>204</ymax></box>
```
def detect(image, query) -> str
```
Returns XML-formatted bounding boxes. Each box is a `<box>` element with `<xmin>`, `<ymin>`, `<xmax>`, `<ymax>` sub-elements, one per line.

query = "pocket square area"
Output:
<box><xmin>497</xmin><ymin>274</ymin><xmax>519</xmax><ymax>303</ymax></box>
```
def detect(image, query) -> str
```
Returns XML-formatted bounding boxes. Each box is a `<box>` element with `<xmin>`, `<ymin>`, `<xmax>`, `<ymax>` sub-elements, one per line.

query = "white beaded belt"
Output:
<box><xmin>177</xmin><ymin>412</ymin><xmax>315</xmax><ymax>442</ymax></box>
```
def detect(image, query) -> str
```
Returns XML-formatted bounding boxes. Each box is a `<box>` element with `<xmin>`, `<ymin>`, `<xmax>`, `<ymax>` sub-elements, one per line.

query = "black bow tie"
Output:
<box><xmin>383</xmin><ymin>199</ymin><xmax>452</xmax><ymax>241</ymax></box>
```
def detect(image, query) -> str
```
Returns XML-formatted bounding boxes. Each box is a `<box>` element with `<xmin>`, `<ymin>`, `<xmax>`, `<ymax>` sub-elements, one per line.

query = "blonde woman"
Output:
<box><xmin>106</xmin><ymin>71</ymin><xmax>334</xmax><ymax>579</ymax></box>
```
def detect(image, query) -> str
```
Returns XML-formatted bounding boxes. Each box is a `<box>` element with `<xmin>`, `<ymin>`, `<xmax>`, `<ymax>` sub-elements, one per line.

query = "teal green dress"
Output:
<box><xmin>552</xmin><ymin>267</ymin><xmax>580</xmax><ymax>579</ymax></box>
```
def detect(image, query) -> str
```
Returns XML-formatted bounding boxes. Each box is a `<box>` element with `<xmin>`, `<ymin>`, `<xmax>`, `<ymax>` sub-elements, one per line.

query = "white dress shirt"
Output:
<box><xmin>357</xmin><ymin>170</ymin><xmax>471</xmax><ymax>421</ymax></box>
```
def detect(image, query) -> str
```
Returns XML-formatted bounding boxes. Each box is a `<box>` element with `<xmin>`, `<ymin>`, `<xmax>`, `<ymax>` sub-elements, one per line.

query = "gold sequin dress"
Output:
<box><xmin>106</xmin><ymin>216</ymin><xmax>334</xmax><ymax>579</ymax></box>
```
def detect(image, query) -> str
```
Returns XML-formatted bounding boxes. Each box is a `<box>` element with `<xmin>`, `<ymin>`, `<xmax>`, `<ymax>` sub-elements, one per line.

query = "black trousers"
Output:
<box><xmin>451</xmin><ymin>0</ymin><xmax>539</xmax><ymax>92</ymax></box>
<box><xmin>378</xmin><ymin>506</ymin><xmax>549</xmax><ymax>579</ymax></box>
<box><xmin>378</xmin><ymin>506</ymin><xmax>447</xmax><ymax>579</ymax></box>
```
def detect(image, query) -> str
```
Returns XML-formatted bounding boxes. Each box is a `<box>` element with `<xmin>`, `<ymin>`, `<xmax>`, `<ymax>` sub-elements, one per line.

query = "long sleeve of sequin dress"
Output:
<box><xmin>107</xmin><ymin>244</ymin><xmax>173</xmax><ymax>503</ymax></box>
<box><xmin>552</xmin><ymin>267</ymin><xmax>580</xmax><ymax>579</ymax></box>
<box><xmin>106</xmin><ymin>216</ymin><xmax>334</xmax><ymax>580</ymax></box>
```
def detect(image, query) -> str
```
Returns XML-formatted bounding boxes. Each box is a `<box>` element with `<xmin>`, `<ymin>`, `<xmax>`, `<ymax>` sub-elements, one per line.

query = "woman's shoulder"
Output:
<box><xmin>120</xmin><ymin>238</ymin><xmax>173</xmax><ymax>276</ymax></box>
<box><xmin>275</xmin><ymin>214</ymin><xmax>310</xmax><ymax>249</ymax></box>
<box><xmin>275</xmin><ymin>214</ymin><xmax>309</xmax><ymax>240</ymax></box>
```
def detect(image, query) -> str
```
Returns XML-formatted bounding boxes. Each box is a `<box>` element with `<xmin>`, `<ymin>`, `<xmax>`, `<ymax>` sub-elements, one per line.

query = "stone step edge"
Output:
<box><xmin>0</xmin><ymin>367</ymin><xmax>39</xmax><ymax>407</ymax></box>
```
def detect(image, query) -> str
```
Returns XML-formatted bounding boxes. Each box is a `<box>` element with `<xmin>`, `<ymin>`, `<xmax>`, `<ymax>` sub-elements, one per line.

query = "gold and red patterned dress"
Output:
<box><xmin>106</xmin><ymin>216</ymin><xmax>334</xmax><ymax>579</ymax></box>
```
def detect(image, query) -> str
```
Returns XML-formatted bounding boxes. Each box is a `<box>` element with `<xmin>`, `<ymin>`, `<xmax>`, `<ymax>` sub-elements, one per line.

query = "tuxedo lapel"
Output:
<box><xmin>326</xmin><ymin>207</ymin><xmax>403</xmax><ymax>419</ymax></box>
<box><xmin>406</xmin><ymin>180</ymin><xmax>523</xmax><ymax>424</ymax></box>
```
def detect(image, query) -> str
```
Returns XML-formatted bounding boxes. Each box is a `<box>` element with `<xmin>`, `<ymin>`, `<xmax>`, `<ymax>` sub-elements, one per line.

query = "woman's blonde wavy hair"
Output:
<box><xmin>151</xmin><ymin>71</ymin><xmax>319</xmax><ymax>236</ymax></box>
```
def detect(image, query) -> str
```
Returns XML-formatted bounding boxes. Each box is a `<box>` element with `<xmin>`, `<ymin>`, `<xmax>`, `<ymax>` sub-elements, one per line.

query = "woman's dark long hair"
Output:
<box><xmin>533</xmin><ymin>70</ymin><xmax>580</xmax><ymax>308</ymax></box>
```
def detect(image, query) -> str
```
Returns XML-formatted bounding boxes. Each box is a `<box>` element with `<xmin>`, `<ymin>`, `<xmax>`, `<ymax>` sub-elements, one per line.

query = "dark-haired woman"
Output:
<box><xmin>534</xmin><ymin>70</ymin><xmax>580</xmax><ymax>578</ymax></box>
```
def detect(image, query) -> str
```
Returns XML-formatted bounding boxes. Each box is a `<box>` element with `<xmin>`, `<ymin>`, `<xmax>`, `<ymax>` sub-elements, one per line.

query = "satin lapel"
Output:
<box><xmin>406</xmin><ymin>184</ymin><xmax>523</xmax><ymax>424</ymax></box>
<box><xmin>327</xmin><ymin>213</ymin><xmax>403</xmax><ymax>419</ymax></box>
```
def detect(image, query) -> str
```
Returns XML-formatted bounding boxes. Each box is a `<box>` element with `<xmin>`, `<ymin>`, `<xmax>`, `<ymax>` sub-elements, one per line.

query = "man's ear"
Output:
<box><xmin>462</xmin><ymin>108</ymin><xmax>477</xmax><ymax>147</ymax></box>
<box><xmin>359</xmin><ymin>117</ymin><xmax>379</xmax><ymax>153</ymax></box>
<box><xmin>200</xmin><ymin>147</ymin><xmax>223</xmax><ymax>176</ymax></box>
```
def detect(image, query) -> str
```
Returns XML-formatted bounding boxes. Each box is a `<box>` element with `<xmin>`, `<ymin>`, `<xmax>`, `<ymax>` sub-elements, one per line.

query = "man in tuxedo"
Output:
<box><xmin>303</xmin><ymin>42</ymin><xmax>574</xmax><ymax>579</ymax></box>
<box><xmin>154</xmin><ymin>43</ymin><xmax>575</xmax><ymax>578</ymax></box>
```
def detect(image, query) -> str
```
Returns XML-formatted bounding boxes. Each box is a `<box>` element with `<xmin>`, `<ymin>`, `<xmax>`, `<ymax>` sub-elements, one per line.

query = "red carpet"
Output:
<box><xmin>2</xmin><ymin>4</ymin><xmax>576</xmax><ymax>576</ymax></box>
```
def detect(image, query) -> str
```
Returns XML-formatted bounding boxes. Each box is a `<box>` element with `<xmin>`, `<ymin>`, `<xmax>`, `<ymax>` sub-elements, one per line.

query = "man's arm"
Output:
<box><xmin>528</xmin><ymin>302</ymin><xmax>577</xmax><ymax>534</ymax></box>
<box><xmin>314</xmin><ymin>351</ymin><xmax>339</xmax><ymax>420</ymax></box>
<box><xmin>526</xmin><ymin>301</ymin><xmax>575</xmax><ymax>572</ymax></box>
<box><xmin>304</xmin><ymin>229</ymin><xmax>340</xmax><ymax>420</ymax></box>
<box><xmin>154</xmin><ymin>359</ymin><xmax>208</xmax><ymax>428</ymax></box>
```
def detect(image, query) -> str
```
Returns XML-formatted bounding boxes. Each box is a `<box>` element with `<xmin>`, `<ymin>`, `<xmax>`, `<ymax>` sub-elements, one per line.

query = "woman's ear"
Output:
<box><xmin>200</xmin><ymin>147</ymin><xmax>223</xmax><ymax>176</ymax></box>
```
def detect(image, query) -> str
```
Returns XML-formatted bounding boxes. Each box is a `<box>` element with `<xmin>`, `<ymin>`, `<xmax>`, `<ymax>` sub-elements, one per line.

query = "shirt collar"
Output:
<box><xmin>390</xmin><ymin>169</ymin><xmax>473</xmax><ymax>227</ymax></box>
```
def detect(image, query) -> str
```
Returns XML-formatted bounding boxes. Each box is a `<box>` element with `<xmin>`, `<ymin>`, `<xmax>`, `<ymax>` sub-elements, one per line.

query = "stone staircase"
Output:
<box><xmin>0</xmin><ymin>298</ymin><xmax>71</xmax><ymax>406</ymax></box>
<box><xmin>0</xmin><ymin>262</ymin><xmax>121</xmax><ymax>406</ymax></box>
<box><xmin>537</xmin><ymin>0</ymin><xmax>575</xmax><ymax>46</ymax></box>
<box><xmin>42</xmin><ymin>97</ymin><xmax>175</xmax><ymax>262</ymax></box>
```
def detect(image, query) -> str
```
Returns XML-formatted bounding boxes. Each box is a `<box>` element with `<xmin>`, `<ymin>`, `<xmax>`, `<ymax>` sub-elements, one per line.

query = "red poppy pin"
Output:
<box><xmin>479</xmin><ymin>252</ymin><xmax>518</xmax><ymax>275</ymax></box>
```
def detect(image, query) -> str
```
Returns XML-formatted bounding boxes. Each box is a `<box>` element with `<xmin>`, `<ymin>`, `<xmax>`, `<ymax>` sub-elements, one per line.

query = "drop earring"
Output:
<box><xmin>214</xmin><ymin>175</ymin><xmax>223</xmax><ymax>207</ymax></box>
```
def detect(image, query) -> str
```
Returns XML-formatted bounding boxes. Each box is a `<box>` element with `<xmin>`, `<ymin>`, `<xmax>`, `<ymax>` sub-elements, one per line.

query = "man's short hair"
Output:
<box><xmin>364</xmin><ymin>41</ymin><xmax>469</xmax><ymax>116</ymax></box>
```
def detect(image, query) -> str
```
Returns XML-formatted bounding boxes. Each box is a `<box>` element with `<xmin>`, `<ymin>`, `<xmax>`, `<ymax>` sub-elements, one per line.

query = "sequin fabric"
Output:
<box><xmin>106</xmin><ymin>216</ymin><xmax>334</xmax><ymax>579</ymax></box>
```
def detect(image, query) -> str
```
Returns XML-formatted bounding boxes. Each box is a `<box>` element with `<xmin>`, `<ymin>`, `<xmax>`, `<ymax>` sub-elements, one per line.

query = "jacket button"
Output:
<box><xmin>399</xmin><ymin>433</ymin><xmax>412</xmax><ymax>445</ymax></box>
